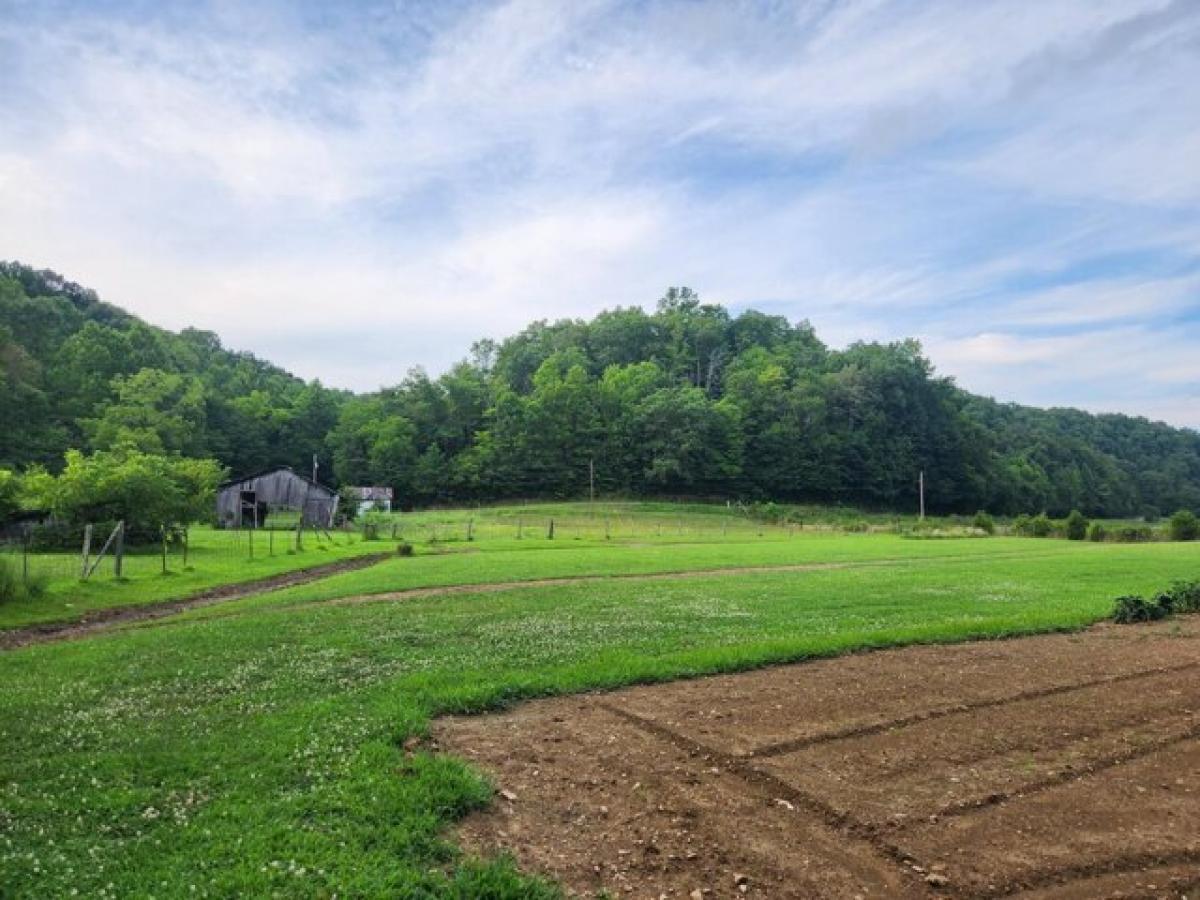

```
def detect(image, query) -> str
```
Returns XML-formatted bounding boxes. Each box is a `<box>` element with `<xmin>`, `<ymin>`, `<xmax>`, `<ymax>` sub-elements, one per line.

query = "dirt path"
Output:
<box><xmin>0</xmin><ymin>552</ymin><xmax>394</xmax><ymax>651</ymax></box>
<box><xmin>436</xmin><ymin>619</ymin><xmax>1200</xmax><ymax>899</ymax></box>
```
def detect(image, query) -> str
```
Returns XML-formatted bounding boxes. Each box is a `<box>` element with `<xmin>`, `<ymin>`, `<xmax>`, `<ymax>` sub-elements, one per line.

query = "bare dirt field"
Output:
<box><xmin>436</xmin><ymin>619</ymin><xmax>1200</xmax><ymax>899</ymax></box>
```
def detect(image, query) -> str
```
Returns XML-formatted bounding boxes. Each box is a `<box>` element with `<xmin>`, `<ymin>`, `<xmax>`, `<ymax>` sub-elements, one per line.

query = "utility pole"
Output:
<box><xmin>919</xmin><ymin>470</ymin><xmax>926</xmax><ymax>521</ymax></box>
<box><xmin>312</xmin><ymin>453</ymin><xmax>319</xmax><ymax>484</ymax></box>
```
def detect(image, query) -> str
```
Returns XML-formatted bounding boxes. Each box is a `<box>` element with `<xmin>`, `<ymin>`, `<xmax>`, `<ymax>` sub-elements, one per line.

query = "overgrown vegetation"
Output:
<box><xmin>1113</xmin><ymin>578</ymin><xmax>1200</xmax><ymax>624</ymax></box>
<box><xmin>4</xmin><ymin>264</ymin><xmax>1200</xmax><ymax>517</ymax></box>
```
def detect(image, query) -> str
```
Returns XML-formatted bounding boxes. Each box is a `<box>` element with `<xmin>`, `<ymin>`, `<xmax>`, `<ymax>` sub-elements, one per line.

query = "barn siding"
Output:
<box><xmin>216</xmin><ymin>468</ymin><xmax>338</xmax><ymax>528</ymax></box>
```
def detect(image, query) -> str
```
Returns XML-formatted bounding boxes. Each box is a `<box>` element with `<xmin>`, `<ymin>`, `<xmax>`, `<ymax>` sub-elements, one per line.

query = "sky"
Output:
<box><xmin>1</xmin><ymin>0</ymin><xmax>1198</xmax><ymax>427</ymax></box>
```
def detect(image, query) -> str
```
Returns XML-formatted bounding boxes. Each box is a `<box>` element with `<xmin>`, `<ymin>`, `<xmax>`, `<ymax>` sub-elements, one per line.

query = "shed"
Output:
<box><xmin>346</xmin><ymin>486</ymin><xmax>394</xmax><ymax>516</ymax></box>
<box><xmin>216</xmin><ymin>467</ymin><xmax>338</xmax><ymax>529</ymax></box>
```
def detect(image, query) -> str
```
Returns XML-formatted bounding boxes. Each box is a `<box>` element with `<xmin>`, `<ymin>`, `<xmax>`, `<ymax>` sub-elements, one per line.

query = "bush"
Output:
<box><xmin>1012</xmin><ymin>513</ymin><xmax>1032</xmax><ymax>536</ymax></box>
<box><xmin>397</xmin><ymin>541</ymin><xmax>414</xmax><ymax>557</ymax></box>
<box><xmin>1087</xmin><ymin>522</ymin><xmax>1107</xmax><ymax>542</ymax></box>
<box><xmin>1168</xmin><ymin>509</ymin><xmax>1199</xmax><ymax>542</ymax></box>
<box><xmin>1064</xmin><ymin>510</ymin><xmax>1088</xmax><ymax>541</ymax></box>
<box><xmin>1112</xmin><ymin>524</ymin><xmax>1154</xmax><ymax>543</ymax></box>
<box><xmin>1112</xmin><ymin>594</ymin><xmax>1169</xmax><ymax>624</ymax></box>
<box><xmin>972</xmin><ymin>511</ymin><xmax>995</xmax><ymax>534</ymax></box>
<box><xmin>1163</xmin><ymin>580</ymin><xmax>1200</xmax><ymax>613</ymax></box>
<box><xmin>1113</xmin><ymin>580</ymin><xmax>1200</xmax><ymax>624</ymax></box>
<box><xmin>1030</xmin><ymin>512</ymin><xmax>1054</xmax><ymax>537</ymax></box>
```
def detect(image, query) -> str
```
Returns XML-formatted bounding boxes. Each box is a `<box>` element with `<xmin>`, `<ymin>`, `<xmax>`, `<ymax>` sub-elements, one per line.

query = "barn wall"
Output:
<box><xmin>216</xmin><ymin>469</ymin><xmax>338</xmax><ymax>528</ymax></box>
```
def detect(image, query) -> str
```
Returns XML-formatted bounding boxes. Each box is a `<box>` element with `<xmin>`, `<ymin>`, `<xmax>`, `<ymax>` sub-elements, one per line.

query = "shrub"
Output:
<box><xmin>972</xmin><ymin>511</ymin><xmax>995</xmax><ymax>534</ymax></box>
<box><xmin>1012</xmin><ymin>513</ymin><xmax>1032</xmax><ymax>536</ymax></box>
<box><xmin>1064</xmin><ymin>510</ymin><xmax>1088</xmax><ymax>541</ymax></box>
<box><xmin>1030</xmin><ymin>512</ymin><xmax>1054</xmax><ymax>537</ymax></box>
<box><xmin>1112</xmin><ymin>594</ymin><xmax>1169</xmax><ymax>624</ymax></box>
<box><xmin>1163</xmin><ymin>580</ymin><xmax>1200</xmax><ymax>613</ymax></box>
<box><xmin>1112</xmin><ymin>524</ymin><xmax>1154</xmax><ymax>543</ymax></box>
<box><xmin>1113</xmin><ymin>580</ymin><xmax>1200</xmax><ymax>624</ymax></box>
<box><xmin>843</xmin><ymin>520</ymin><xmax>869</xmax><ymax>533</ymax></box>
<box><xmin>397</xmin><ymin>541</ymin><xmax>414</xmax><ymax>557</ymax></box>
<box><xmin>1168</xmin><ymin>509</ymin><xmax>1199</xmax><ymax>542</ymax></box>
<box><xmin>1086</xmin><ymin>522</ymin><xmax>1107</xmax><ymax>542</ymax></box>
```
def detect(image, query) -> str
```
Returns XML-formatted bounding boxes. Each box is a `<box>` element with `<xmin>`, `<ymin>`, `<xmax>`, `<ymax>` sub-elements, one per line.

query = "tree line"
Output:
<box><xmin>3</xmin><ymin>265</ymin><xmax>1199</xmax><ymax>518</ymax></box>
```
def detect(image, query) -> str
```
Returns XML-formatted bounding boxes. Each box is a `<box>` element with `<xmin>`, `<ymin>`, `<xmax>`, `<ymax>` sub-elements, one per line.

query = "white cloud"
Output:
<box><xmin>1</xmin><ymin>0</ymin><xmax>1198</xmax><ymax>427</ymax></box>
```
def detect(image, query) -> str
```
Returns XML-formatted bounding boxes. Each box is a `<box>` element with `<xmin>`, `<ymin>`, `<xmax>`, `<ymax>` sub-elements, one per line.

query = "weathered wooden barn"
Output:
<box><xmin>216</xmin><ymin>467</ymin><xmax>338</xmax><ymax>529</ymax></box>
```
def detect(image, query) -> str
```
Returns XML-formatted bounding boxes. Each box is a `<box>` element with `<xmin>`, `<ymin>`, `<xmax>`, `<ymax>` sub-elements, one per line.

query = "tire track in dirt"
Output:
<box><xmin>924</xmin><ymin>722</ymin><xmax>1200</xmax><ymax>824</ymax></box>
<box><xmin>748</xmin><ymin>660</ymin><xmax>1200</xmax><ymax>760</ymax></box>
<box><xmin>303</xmin><ymin>545</ymin><xmax>1079</xmax><ymax>611</ymax></box>
<box><xmin>595</xmin><ymin>701</ymin><xmax>929</xmax><ymax>894</ymax></box>
<box><xmin>0</xmin><ymin>552</ymin><xmax>394</xmax><ymax>651</ymax></box>
<box><xmin>977</xmin><ymin>848</ymin><xmax>1200</xmax><ymax>898</ymax></box>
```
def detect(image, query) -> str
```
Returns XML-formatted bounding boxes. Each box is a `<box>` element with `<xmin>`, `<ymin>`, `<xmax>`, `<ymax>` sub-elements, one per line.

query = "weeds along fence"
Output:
<box><xmin>0</xmin><ymin>521</ymin><xmax>365</xmax><ymax>590</ymax></box>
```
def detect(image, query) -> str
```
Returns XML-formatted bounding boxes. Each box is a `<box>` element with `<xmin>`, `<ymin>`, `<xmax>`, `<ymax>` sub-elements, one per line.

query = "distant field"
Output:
<box><xmin>2</xmin><ymin>501</ymin><xmax>1197</xmax><ymax>897</ymax></box>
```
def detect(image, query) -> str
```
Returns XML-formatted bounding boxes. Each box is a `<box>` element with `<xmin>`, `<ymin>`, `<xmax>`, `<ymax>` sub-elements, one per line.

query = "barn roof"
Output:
<box><xmin>218</xmin><ymin>466</ymin><xmax>336</xmax><ymax>495</ymax></box>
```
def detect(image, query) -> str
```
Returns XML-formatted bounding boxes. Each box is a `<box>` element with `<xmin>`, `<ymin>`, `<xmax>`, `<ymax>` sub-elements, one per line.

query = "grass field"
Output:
<box><xmin>0</xmin><ymin>526</ymin><xmax>385</xmax><ymax>630</ymax></box>
<box><xmin>1</xmin><ymin>502</ymin><xmax>1197</xmax><ymax>897</ymax></box>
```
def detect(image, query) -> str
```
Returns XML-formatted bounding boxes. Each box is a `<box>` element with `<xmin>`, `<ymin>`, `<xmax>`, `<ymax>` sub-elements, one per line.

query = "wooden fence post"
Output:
<box><xmin>269</xmin><ymin>528</ymin><xmax>274</xmax><ymax>556</ymax></box>
<box><xmin>547</xmin><ymin>518</ymin><xmax>554</xmax><ymax>540</ymax></box>
<box><xmin>80</xmin><ymin>524</ymin><xmax>93</xmax><ymax>580</ymax></box>
<box><xmin>467</xmin><ymin>519</ymin><xmax>474</xmax><ymax>542</ymax></box>
<box><xmin>22</xmin><ymin>535</ymin><xmax>29</xmax><ymax>584</ymax></box>
<box><xmin>248</xmin><ymin>527</ymin><xmax>254</xmax><ymax>560</ymax></box>
<box><xmin>181</xmin><ymin>527</ymin><xmax>188</xmax><ymax>568</ymax></box>
<box><xmin>160</xmin><ymin>526</ymin><xmax>168</xmax><ymax>575</ymax></box>
<box><xmin>114</xmin><ymin>521</ymin><xmax>125</xmax><ymax>577</ymax></box>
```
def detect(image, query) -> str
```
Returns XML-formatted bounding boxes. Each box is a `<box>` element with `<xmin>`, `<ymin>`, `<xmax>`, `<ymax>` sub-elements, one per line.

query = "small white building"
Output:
<box><xmin>346</xmin><ymin>486</ymin><xmax>394</xmax><ymax>516</ymax></box>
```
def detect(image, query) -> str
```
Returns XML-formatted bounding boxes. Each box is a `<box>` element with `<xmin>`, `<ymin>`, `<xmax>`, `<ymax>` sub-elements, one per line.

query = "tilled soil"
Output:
<box><xmin>0</xmin><ymin>552</ymin><xmax>393</xmax><ymax>650</ymax></box>
<box><xmin>435</xmin><ymin>620</ymin><xmax>1200</xmax><ymax>899</ymax></box>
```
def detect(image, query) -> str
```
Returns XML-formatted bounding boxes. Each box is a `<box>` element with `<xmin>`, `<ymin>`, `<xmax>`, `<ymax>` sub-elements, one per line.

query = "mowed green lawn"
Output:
<box><xmin>1</xmin><ymin>532</ymin><xmax>1197</xmax><ymax>897</ymax></box>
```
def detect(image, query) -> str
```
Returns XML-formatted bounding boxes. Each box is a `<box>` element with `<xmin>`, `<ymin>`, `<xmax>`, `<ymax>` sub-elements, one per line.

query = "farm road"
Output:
<box><xmin>0</xmin><ymin>552</ymin><xmax>393</xmax><ymax>651</ymax></box>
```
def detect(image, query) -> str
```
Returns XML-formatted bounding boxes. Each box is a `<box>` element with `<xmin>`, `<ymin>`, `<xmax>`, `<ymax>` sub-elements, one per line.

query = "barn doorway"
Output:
<box><xmin>239</xmin><ymin>490</ymin><xmax>268</xmax><ymax>528</ymax></box>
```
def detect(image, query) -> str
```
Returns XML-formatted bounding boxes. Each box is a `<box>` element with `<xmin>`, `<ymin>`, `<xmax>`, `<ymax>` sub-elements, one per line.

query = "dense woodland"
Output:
<box><xmin>3</xmin><ymin>263</ymin><xmax>1199</xmax><ymax>518</ymax></box>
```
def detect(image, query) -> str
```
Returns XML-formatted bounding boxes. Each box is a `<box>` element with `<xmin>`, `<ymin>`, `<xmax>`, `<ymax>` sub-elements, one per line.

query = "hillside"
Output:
<box><xmin>2</xmin><ymin>266</ymin><xmax>1198</xmax><ymax>516</ymax></box>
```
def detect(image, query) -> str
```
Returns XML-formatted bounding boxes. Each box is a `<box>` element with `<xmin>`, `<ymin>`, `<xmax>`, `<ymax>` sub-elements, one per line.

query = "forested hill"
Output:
<box><xmin>2</xmin><ymin>264</ymin><xmax>1199</xmax><ymax>517</ymax></box>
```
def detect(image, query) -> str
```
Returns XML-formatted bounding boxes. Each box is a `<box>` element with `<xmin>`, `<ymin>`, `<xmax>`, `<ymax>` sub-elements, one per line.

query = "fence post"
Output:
<box><xmin>296</xmin><ymin>521</ymin><xmax>303</xmax><ymax>552</ymax></box>
<box><xmin>23</xmin><ymin>535</ymin><xmax>29</xmax><ymax>585</ymax></box>
<box><xmin>517</xmin><ymin>518</ymin><xmax>523</xmax><ymax>540</ymax></box>
<box><xmin>114</xmin><ymin>521</ymin><xmax>125</xmax><ymax>578</ymax></box>
<box><xmin>249</xmin><ymin>527</ymin><xmax>254</xmax><ymax>560</ymax></box>
<box><xmin>181</xmin><ymin>527</ymin><xmax>188</xmax><ymax>568</ymax></box>
<box><xmin>547</xmin><ymin>518</ymin><xmax>554</xmax><ymax>540</ymax></box>
<box><xmin>467</xmin><ymin>519</ymin><xmax>474</xmax><ymax>542</ymax></box>
<box><xmin>269</xmin><ymin>528</ymin><xmax>274</xmax><ymax>556</ymax></box>
<box><xmin>80</xmin><ymin>523</ymin><xmax>93</xmax><ymax>580</ymax></box>
<box><xmin>160</xmin><ymin>526</ymin><xmax>168</xmax><ymax>575</ymax></box>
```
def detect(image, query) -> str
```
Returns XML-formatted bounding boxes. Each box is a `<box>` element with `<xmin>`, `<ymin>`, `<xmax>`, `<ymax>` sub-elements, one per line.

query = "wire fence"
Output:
<box><xmin>0</xmin><ymin>522</ymin><xmax>369</xmax><ymax>590</ymax></box>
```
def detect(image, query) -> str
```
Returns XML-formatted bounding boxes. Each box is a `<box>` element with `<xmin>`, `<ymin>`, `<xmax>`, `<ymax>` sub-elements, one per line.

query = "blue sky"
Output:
<box><xmin>1</xmin><ymin>0</ymin><xmax>1198</xmax><ymax>426</ymax></box>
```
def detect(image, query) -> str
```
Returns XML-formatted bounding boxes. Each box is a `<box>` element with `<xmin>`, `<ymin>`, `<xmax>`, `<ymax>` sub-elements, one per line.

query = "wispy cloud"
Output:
<box><xmin>0</xmin><ymin>0</ymin><xmax>1197</xmax><ymax>425</ymax></box>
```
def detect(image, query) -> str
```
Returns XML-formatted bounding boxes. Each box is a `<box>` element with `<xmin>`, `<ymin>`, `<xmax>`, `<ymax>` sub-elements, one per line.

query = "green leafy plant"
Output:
<box><xmin>972</xmin><ymin>510</ymin><xmax>995</xmax><ymax>534</ymax></box>
<box><xmin>1168</xmin><ymin>509</ymin><xmax>1199</xmax><ymax>542</ymax></box>
<box><xmin>1064</xmin><ymin>510</ymin><xmax>1088</xmax><ymax>541</ymax></box>
<box><xmin>1086</xmin><ymin>522</ymin><xmax>1107</xmax><ymax>542</ymax></box>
